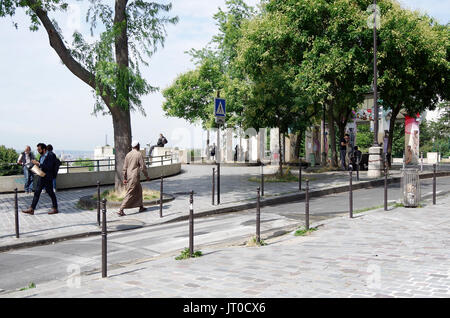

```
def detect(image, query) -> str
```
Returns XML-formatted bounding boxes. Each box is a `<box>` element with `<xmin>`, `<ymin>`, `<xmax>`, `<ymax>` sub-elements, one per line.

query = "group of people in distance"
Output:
<box><xmin>339</xmin><ymin>134</ymin><xmax>362</xmax><ymax>171</ymax></box>
<box><xmin>16</xmin><ymin>134</ymin><xmax>168</xmax><ymax>217</ymax></box>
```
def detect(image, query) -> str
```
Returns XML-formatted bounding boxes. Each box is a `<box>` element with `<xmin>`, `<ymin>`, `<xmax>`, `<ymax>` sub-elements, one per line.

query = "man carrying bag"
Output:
<box><xmin>22</xmin><ymin>143</ymin><xmax>59</xmax><ymax>215</ymax></box>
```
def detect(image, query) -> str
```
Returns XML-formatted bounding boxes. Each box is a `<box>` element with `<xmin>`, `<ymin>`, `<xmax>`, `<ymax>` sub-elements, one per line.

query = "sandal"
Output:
<box><xmin>117</xmin><ymin>210</ymin><xmax>126</xmax><ymax>217</ymax></box>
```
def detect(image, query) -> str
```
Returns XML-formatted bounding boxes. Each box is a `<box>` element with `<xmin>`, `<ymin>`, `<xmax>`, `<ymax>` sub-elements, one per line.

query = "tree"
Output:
<box><xmin>376</xmin><ymin>2</ymin><xmax>450</xmax><ymax>159</ymax></box>
<box><xmin>1</xmin><ymin>0</ymin><xmax>178</xmax><ymax>190</ymax></box>
<box><xmin>0</xmin><ymin>146</ymin><xmax>22</xmax><ymax>176</ymax></box>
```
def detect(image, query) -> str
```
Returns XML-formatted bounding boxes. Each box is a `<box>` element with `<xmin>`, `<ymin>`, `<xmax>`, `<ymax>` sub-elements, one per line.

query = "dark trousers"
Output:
<box><xmin>340</xmin><ymin>149</ymin><xmax>347</xmax><ymax>170</ymax></box>
<box><xmin>31</xmin><ymin>177</ymin><xmax>58</xmax><ymax>210</ymax></box>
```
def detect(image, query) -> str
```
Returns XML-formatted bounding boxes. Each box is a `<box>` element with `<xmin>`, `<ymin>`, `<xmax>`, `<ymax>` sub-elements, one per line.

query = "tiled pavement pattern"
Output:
<box><xmin>5</xmin><ymin>194</ymin><xmax>450</xmax><ymax>298</ymax></box>
<box><xmin>0</xmin><ymin>165</ymin><xmax>404</xmax><ymax>247</ymax></box>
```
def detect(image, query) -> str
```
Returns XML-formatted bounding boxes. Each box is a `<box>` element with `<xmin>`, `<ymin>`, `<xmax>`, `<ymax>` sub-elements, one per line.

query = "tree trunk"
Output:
<box><xmin>327</xmin><ymin>103</ymin><xmax>338</xmax><ymax>167</ymax></box>
<box><xmin>278</xmin><ymin>128</ymin><xmax>283</xmax><ymax>175</ymax></box>
<box><xmin>111</xmin><ymin>107</ymin><xmax>132</xmax><ymax>191</ymax></box>
<box><xmin>294</xmin><ymin>131</ymin><xmax>303</xmax><ymax>163</ymax></box>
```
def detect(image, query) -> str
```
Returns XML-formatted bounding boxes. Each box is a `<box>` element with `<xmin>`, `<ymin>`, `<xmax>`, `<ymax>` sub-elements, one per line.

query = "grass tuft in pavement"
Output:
<box><xmin>175</xmin><ymin>248</ymin><xmax>202</xmax><ymax>260</ymax></box>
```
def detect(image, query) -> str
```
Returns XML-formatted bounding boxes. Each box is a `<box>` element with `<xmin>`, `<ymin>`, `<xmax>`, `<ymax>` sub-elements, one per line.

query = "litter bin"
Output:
<box><xmin>401</xmin><ymin>168</ymin><xmax>420</xmax><ymax>207</ymax></box>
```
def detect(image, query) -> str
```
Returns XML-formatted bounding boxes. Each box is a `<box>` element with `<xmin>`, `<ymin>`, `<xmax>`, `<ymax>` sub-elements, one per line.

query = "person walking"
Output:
<box><xmin>340</xmin><ymin>134</ymin><xmax>350</xmax><ymax>170</ymax></box>
<box><xmin>46</xmin><ymin>144</ymin><xmax>59</xmax><ymax>193</ymax></box>
<box><xmin>117</xmin><ymin>141</ymin><xmax>150</xmax><ymax>217</ymax></box>
<box><xmin>17</xmin><ymin>145</ymin><xmax>35</xmax><ymax>193</ymax></box>
<box><xmin>22</xmin><ymin>143</ymin><xmax>58</xmax><ymax>215</ymax></box>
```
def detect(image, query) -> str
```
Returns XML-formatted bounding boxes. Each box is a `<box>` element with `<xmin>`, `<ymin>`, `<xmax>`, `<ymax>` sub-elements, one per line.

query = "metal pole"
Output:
<box><xmin>260</xmin><ymin>164</ymin><xmax>264</xmax><ymax>197</ymax></box>
<box><xmin>402</xmin><ymin>152</ymin><xmax>405</xmax><ymax>170</ymax></box>
<box><xmin>433</xmin><ymin>164</ymin><xmax>436</xmax><ymax>205</ymax></box>
<box><xmin>305</xmin><ymin>179</ymin><xmax>310</xmax><ymax>230</ymax></box>
<box><xmin>420</xmin><ymin>152</ymin><xmax>423</xmax><ymax>172</ymax></box>
<box><xmin>217</xmin><ymin>162</ymin><xmax>221</xmax><ymax>205</ymax></box>
<box><xmin>189</xmin><ymin>191</ymin><xmax>194</xmax><ymax>257</ymax></box>
<box><xmin>299</xmin><ymin>165</ymin><xmax>302</xmax><ymax>191</ymax></box>
<box><xmin>160</xmin><ymin>176</ymin><xmax>163</xmax><ymax>218</ymax></box>
<box><xmin>14</xmin><ymin>188</ymin><xmax>19</xmax><ymax>238</ymax></box>
<box><xmin>356</xmin><ymin>156</ymin><xmax>360</xmax><ymax>181</ymax></box>
<box><xmin>349</xmin><ymin>171</ymin><xmax>353</xmax><ymax>218</ymax></box>
<box><xmin>97</xmin><ymin>181</ymin><xmax>101</xmax><ymax>226</ymax></box>
<box><xmin>212</xmin><ymin>168</ymin><xmax>215</xmax><ymax>205</ymax></box>
<box><xmin>256</xmin><ymin>187</ymin><xmax>261</xmax><ymax>244</ymax></box>
<box><xmin>101</xmin><ymin>199</ymin><xmax>107</xmax><ymax>278</ymax></box>
<box><xmin>384</xmin><ymin>166</ymin><xmax>388</xmax><ymax>211</ymax></box>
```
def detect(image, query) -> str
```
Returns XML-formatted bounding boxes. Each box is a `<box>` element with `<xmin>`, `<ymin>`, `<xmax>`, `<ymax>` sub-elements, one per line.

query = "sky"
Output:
<box><xmin>0</xmin><ymin>0</ymin><xmax>448</xmax><ymax>152</ymax></box>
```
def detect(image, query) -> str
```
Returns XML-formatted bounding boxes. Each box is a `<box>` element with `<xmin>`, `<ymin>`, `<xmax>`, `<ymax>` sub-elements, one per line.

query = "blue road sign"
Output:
<box><xmin>214</xmin><ymin>98</ymin><xmax>226</xmax><ymax>117</ymax></box>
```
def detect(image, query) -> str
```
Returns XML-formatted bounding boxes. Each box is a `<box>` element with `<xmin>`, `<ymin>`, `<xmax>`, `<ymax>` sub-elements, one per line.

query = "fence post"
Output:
<box><xmin>189</xmin><ymin>191</ymin><xmax>194</xmax><ymax>257</ymax></box>
<box><xmin>256</xmin><ymin>187</ymin><xmax>261</xmax><ymax>244</ymax></box>
<box><xmin>101</xmin><ymin>199</ymin><xmax>107</xmax><ymax>278</ymax></box>
<box><xmin>66</xmin><ymin>161</ymin><xmax>69</xmax><ymax>174</ymax></box>
<box><xmin>14</xmin><ymin>188</ymin><xmax>19</xmax><ymax>238</ymax></box>
<box><xmin>260</xmin><ymin>164</ymin><xmax>264</xmax><ymax>197</ymax></box>
<box><xmin>97</xmin><ymin>160</ymin><xmax>100</xmax><ymax>172</ymax></box>
<box><xmin>384</xmin><ymin>166</ymin><xmax>388</xmax><ymax>211</ymax></box>
<box><xmin>97</xmin><ymin>181</ymin><xmax>101</xmax><ymax>226</ymax></box>
<box><xmin>299</xmin><ymin>165</ymin><xmax>302</xmax><ymax>191</ymax></box>
<box><xmin>212</xmin><ymin>168</ymin><xmax>215</xmax><ymax>205</ymax></box>
<box><xmin>349</xmin><ymin>170</ymin><xmax>353</xmax><ymax>218</ymax></box>
<box><xmin>433</xmin><ymin>164</ymin><xmax>436</xmax><ymax>205</ymax></box>
<box><xmin>305</xmin><ymin>179</ymin><xmax>309</xmax><ymax>230</ymax></box>
<box><xmin>160</xmin><ymin>176</ymin><xmax>163</xmax><ymax>218</ymax></box>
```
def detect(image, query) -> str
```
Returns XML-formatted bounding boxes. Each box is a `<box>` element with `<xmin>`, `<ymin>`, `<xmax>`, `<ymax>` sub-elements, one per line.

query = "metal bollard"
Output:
<box><xmin>356</xmin><ymin>158</ymin><xmax>360</xmax><ymax>181</ymax></box>
<box><xmin>101</xmin><ymin>199</ymin><xmax>107</xmax><ymax>278</ymax></box>
<box><xmin>14</xmin><ymin>188</ymin><xmax>19</xmax><ymax>238</ymax></box>
<box><xmin>420</xmin><ymin>152</ymin><xmax>423</xmax><ymax>172</ymax></box>
<box><xmin>349</xmin><ymin>170</ymin><xmax>353</xmax><ymax>218</ymax></box>
<box><xmin>212</xmin><ymin>168</ymin><xmax>215</xmax><ymax>205</ymax></box>
<box><xmin>433</xmin><ymin>164</ymin><xmax>436</xmax><ymax>205</ymax></box>
<box><xmin>256</xmin><ymin>187</ymin><xmax>261</xmax><ymax>244</ymax></box>
<box><xmin>384</xmin><ymin>166</ymin><xmax>388</xmax><ymax>211</ymax></box>
<box><xmin>305</xmin><ymin>179</ymin><xmax>309</xmax><ymax>230</ymax></box>
<box><xmin>160</xmin><ymin>176</ymin><xmax>163</xmax><ymax>218</ymax></box>
<box><xmin>260</xmin><ymin>164</ymin><xmax>264</xmax><ymax>197</ymax></box>
<box><xmin>189</xmin><ymin>191</ymin><xmax>194</xmax><ymax>257</ymax></box>
<box><xmin>217</xmin><ymin>163</ymin><xmax>220</xmax><ymax>205</ymax></box>
<box><xmin>97</xmin><ymin>181</ymin><xmax>101</xmax><ymax>226</ymax></box>
<box><xmin>299</xmin><ymin>165</ymin><xmax>302</xmax><ymax>191</ymax></box>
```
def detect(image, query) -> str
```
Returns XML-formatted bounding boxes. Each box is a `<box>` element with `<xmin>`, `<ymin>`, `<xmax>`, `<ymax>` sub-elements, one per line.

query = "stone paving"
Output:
<box><xmin>0</xmin><ymin>165</ymin><xmax>407</xmax><ymax>248</ymax></box>
<box><xmin>5</xmin><ymin>193</ymin><xmax>450</xmax><ymax>298</ymax></box>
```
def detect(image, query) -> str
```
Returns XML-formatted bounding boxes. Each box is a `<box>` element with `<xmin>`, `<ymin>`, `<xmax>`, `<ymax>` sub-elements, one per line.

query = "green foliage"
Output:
<box><xmin>294</xmin><ymin>226</ymin><xmax>318</xmax><ymax>237</ymax></box>
<box><xmin>356</xmin><ymin>123</ymin><xmax>373</xmax><ymax>153</ymax></box>
<box><xmin>175</xmin><ymin>248</ymin><xmax>202</xmax><ymax>260</ymax></box>
<box><xmin>0</xmin><ymin>145</ymin><xmax>22</xmax><ymax>176</ymax></box>
<box><xmin>73</xmin><ymin>158</ymin><xmax>94</xmax><ymax>172</ymax></box>
<box><xmin>19</xmin><ymin>282</ymin><xmax>36</xmax><ymax>291</ymax></box>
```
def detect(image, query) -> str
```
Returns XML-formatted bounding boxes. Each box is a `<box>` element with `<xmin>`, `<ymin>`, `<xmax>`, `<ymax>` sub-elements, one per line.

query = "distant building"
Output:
<box><xmin>94</xmin><ymin>145</ymin><xmax>115</xmax><ymax>171</ymax></box>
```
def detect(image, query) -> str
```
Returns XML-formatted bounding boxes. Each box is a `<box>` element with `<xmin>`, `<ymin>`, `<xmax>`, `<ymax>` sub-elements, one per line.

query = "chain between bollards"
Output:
<box><xmin>101</xmin><ymin>198</ymin><xmax>107</xmax><ymax>278</ymax></box>
<box><xmin>97</xmin><ymin>181</ymin><xmax>101</xmax><ymax>226</ymax></box>
<box><xmin>256</xmin><ymin>187</ymin><xmax>261</xmax><ymax>244</ymax></box>
<box><xmin>433</xmin><ymin>164</ymin><xmax>436</xmax><ymax>205</ymax></box>
<box><xmin>349</xmin><ymin>170</ymin><xmax>353</xmax><ymax>218</ymax></box>
<box><xmin>160</xmin><ymin>175</ymin><xmax>163</xmax><ymax>218</ymax></box>
<box><xmin>212</xmin><ymin>167</ymin><xmax>215</xmax><ymax>205</ymax></box>
<box><xmin>189</xmin><ymin>191</ymin><xmax>194</xmax><ymax>257</ymax></box>
<box><xmin>305</xmin><ymin>179</ymin><xmax>309</xmax><ymax>231</ymax></box>
<box><xmin>14</xmin><ymin>188</ymin><xmax>19</xmax><ymax>238</ymax></box>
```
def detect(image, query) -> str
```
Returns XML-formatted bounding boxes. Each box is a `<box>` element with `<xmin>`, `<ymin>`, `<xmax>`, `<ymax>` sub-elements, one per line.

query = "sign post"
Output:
<box><xmin>215</xmin><ymin>95</ymin><xmax>226</xmax><ymax>205</ymax></box>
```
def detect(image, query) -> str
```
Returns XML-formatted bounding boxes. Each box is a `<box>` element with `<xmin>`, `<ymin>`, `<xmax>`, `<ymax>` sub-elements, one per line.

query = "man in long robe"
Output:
<box><xmin>118</xmin><ymin>141</ymin><xmax>150</xmax><ymax>216</ymax></box>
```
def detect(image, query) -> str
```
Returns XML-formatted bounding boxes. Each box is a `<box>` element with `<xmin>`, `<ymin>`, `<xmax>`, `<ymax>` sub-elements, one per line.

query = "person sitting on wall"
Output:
<box><xmin>149</xmin><ymin>133</ymin><xmax>168</xmax><ymax>156</ymax></box>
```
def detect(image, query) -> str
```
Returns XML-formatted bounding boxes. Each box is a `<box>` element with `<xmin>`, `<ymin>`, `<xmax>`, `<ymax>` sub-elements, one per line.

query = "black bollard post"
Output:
<box><xmin>356</xmin><ymin>157</ymin><xmax>360</xmax><ymax>181</ymax></box>
<box><xmin>101</xmin><ymin>199</ymin><xmax>107</xmax><ymax>278</ymax></box>
<box><xmin>189</xmin><ymin>191</ymin><xmax>194</xmax><ymax>257</ymax></box>
<box><xmin>433</xmin><ymin>164</ymin><xmax>436</xmax><ymax>205</ymax></box>
<box><xmin>14</xmin><ymin>188</ymin><xmax>19</xmax><ymax>238</ymax></box>
<box><xmin>97</xmin><ymin>181</ymin><xmax>101</xmax><ymax>226</ymax></box>
<box><xmin>160</xmin><ymin>176</ymin><xmax>163</xmax><ymax>217</ymax></box>
<box><xmin>212</xmin><ymin>168</ymin><xmax>215</xmax><ymax>205</ymax></box>
<box><xmin>260</xmin><ymin>164</ymin><xmax>264</xmax><ymax>197</ymax></box>
<box><xmin>349</xmin><ymin>170</ymin><xmax>353</xmax><ymax>218</ymax></box>
<box><xmin>256</xmin><ymin>187</ymin><xmax>261</xmax><ymax>244</ymax></box>
<box><xmin>384</xmin><ymin>166</ymin><xmax>388</xmax><ymax>211</ymax></box>
<box><xmin>305</xmin><ymin>179</ymin><xmax>310</xmax><ymax>231</ymax></box>
<box><xmin>217</xmin><ymin>163</ymin><xmax>221</xmax><ymax>205</ymax></box>
<box><xmin>299</xmin><ymin>165</ymin><xmax>302</xmax><ymax>191</ymax></box>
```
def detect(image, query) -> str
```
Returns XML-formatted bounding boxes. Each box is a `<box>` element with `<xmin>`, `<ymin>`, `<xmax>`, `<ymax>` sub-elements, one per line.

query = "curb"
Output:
<box><xmin>1</xmin><ymin>171</ymin><xmax>449</xmax><ymax>252</ymax></box>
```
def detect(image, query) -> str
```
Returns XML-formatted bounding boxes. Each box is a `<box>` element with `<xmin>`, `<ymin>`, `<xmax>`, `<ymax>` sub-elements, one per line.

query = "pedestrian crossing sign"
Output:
<box><xmin>214</xmin><ymin>98</ymin><xmax>226</xmax><ymax>117</ymax></box>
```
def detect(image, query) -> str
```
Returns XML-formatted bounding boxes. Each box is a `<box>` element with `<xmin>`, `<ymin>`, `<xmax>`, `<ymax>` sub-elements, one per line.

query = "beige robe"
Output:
<box><xmin>120</xmin><ymin>149</ymin><xmax>149</xmax><ymax>210</ymax></box>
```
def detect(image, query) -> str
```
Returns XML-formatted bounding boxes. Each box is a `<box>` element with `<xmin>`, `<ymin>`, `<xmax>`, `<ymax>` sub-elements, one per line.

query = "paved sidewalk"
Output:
<box><xmin>0</xmin><ymin>165</ymin><xmax>445</xmax><ymax>250</ymax></box>
<box><xmin>4</xmin><ymin>194</ymin><xmax>450</xmax><ymax>298</ymax></box>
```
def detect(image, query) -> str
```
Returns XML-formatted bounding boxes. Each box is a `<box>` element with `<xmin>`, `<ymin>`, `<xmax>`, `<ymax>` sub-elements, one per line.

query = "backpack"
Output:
<box><xmin>163</xmin><ymin>137</ymin><xmax>168</xmax><ymax>145</ymax></box>
<box><xmin>54</xmin><ymin>157</ymin><xmax>61</xmax><ymax>178</ymax></box>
